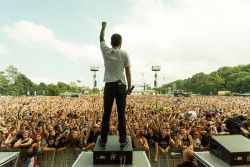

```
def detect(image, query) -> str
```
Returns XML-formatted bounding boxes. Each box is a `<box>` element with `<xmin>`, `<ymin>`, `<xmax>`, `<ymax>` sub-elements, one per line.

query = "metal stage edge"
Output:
<box><xmin>72</xmin><ymin>151</ymin><xmax>151</xmax><ymax>167</ymax></box>
<box><xmin>0</xmin><ymin>152</ymin><xmax>19</xmax><ymax>167</ymax></box>
<box><xmin>194</xmin><ymin>151</ymin><xmax>230</xmax><ymax>167</ymax></box>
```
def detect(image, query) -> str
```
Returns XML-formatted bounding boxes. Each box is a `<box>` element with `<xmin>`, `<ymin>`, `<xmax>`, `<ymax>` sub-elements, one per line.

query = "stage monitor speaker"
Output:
<box><xmin>93</xmin><ymin>135</ymin><xmax>133</xmax><ymax>165</ymax></box>
<box><xmin>195</xmin><ymin>152</ymin><xmax>230</xmax><ymax>167</ymax></box>
<box><xmin>210</xmin><ymin>135</ymin><xmax>250</xmax><ymax>166</ymax></box>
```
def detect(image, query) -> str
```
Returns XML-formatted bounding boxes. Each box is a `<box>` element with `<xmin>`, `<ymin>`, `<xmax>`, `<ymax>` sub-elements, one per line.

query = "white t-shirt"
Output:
<box><xmin>100</xmin><ymin>42</ymin><xmax>131</xmax><ymax>85</ymax></box>
<box><xmin>193</xmin><ymin>138</ymin><xmax>201</xmax><ymax>148</ymax></box>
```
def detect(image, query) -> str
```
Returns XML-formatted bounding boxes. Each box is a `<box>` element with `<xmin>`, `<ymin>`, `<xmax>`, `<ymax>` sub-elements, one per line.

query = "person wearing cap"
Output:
<box><xmin>177</xmin><ymin>148</ymin><xmax>197</xmax><ymax>167</ymax></box>
<box><xmin>170</xmin><ymin>131</ymin><xmax>182</xmax><ymax>148</ymax></box>
<box><xmin>56</xmin><ymin>125</ymin><xmax>63</xmax><ymax>134</ymax></box>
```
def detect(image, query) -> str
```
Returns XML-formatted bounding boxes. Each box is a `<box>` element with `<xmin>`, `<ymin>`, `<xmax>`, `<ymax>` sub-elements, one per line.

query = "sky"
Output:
<box><xmin>1</xmin><ymin>0</ymin><xmax>250</xmax><ymax>89</ymax></box>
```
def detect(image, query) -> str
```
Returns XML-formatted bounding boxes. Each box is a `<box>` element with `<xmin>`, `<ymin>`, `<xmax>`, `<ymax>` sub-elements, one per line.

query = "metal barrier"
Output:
<box><xmin>0</xmin><ymin>147</ymin><xmax>209</xmax><ymax>167</ymax></box>
<box><xmin>0</xmin><ymin>149</ymin><xmax>81</xmax><ymax>167</ymax></box>
<box><xmin>36</xmin><ymin>150</ymin><xmax>81</xmax><ymax>167</ymax></box>
<box><xmin>147</xmin><ymin>147</ymin><xmax>210</xmax><ymax>167</ymax></box>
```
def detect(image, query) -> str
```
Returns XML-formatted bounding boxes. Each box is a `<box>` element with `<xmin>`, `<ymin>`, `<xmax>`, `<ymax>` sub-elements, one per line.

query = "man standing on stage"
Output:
<box><xmin>99</xmin><ymin>22</ymin><xmax>132</xmax><ymax>150</ymax></box>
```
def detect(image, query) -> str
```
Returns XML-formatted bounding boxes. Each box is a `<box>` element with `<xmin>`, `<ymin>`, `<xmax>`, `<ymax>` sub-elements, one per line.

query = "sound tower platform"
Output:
<box><xmin>194</xmin><ymin>152</ymin><xmax>230</xmax><ymax>167</ymax></box>
<box><xmin>195</xmin><ymin>135</ymin><xmax>250</xmax><ymax>167</ymax></box>
<box><xmin>93</xmin><ymin>135</ymin><xmax>133</xmax><ymax>165</ymax></box>
<box><xmin>210</xmin><ymin>135</ymin><xmax>250</xmax><ymax>166</ymax></box>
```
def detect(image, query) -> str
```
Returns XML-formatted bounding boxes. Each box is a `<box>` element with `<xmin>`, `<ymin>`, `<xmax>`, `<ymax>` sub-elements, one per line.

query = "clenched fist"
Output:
<box><xmin>102</xmin><ymin>22</ymin><xmax>107</xmax><ymax>28</ymax></box>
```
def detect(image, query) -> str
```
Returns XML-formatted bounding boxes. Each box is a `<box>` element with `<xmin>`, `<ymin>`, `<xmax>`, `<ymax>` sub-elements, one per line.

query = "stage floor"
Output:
<box><xmin>72</xmin><ymin>151</ymin><xmax>151</xmax><ymax>167</ymax></box>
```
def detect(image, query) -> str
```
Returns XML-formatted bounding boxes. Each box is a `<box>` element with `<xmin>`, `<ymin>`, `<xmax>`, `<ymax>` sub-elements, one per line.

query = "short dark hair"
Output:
<box><xmin>206</xmin><ymin>114</ymin><xmax>212</xmax><ymax>119</ymax></box>
<box><xmin>37</xmin><ymin>121</ymin><xmax>43</xmax><ymax>127</ymax></box>
<box><xmin>111</xmin><ymin>34</ymin><xmax>122</xmax><ymax>47</ymax></box>
<box><xmin>48</xmin><ymin>135</ymin><xmax>55</xmax><ymax>141</ymax></box>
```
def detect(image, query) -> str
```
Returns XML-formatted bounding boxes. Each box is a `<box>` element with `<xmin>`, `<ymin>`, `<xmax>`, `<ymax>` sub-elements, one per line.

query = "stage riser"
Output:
<box><xmin>93</xmin><ymin>135</ymin><xmax>133</xmax><ymax>165</ymax></box>
<box><xmin>94</xmin><ymin>151</ymin><xmax>132</xmax><ymax>164</ymax></box>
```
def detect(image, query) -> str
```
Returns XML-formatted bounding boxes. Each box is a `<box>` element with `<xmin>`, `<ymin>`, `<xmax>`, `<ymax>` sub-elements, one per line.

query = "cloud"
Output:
<box><xmin>2</xmin><ymin>0</ymin><xmax>250</xmax><ymax>88</ymax></box>
<box><xmin>2</xmin><ymin>20</ymin><xmax>102</xmax><ymax>65</ymax></box>
<box><xmin>111</xmin><ymin>0</ymin><xmax>250</xmax><ymax>85</ymax></box>
<box><xmin>0</xmin><ymin>45</ymin><xmax>8</xmax><ymax>55</ymax></box>
<box><xmin>28</xmin><ymin>76</ymin><xmax>61</xmax><ymax>85</ymax></box>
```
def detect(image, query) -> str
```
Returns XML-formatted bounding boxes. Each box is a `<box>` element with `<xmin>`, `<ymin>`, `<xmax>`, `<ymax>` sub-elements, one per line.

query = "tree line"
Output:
<box><xmin>0</xmin><ymin>65</ymin><xmax>99</xmax><ymax>96</ymax></box>
<box><xmin>158</xmin><ymin>64</ymin><xmax>250</xmax><ymax>95</ymax></box>
<box><xmin>1</xmin><ymin>64</ymin><xmax>249</xmax><ymax>96</ymax></box>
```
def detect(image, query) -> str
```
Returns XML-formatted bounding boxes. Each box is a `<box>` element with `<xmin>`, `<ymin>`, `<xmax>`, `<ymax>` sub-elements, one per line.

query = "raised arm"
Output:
<box><xmin>32</xmin><ymin>123</ymin><xmax>37</xmax><ymax>137</ymax></box>
<box><xmin>100</xmin><ymin>22</ymin><xmax>107</xmax><ymax>42</ymax></box>
<box><xmin>127</xmin><ymin>122</ymin><xmax>135</xmax><ymax>139</ymax></box>
<box><xmin>153</xmin><ymin>121</ymin><xmax>159</xmax><ymax>134</ymax></box>
<box><xmin>42</xmin><ymin>123</ymin><xmax>49</xmax><ymax>140</ymax></box>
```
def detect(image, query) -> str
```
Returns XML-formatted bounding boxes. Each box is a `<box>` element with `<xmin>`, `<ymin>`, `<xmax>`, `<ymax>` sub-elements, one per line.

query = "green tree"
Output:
<box><xmin>0</xmin><ymin>71</ymin><xmax>10</xmax><ymax>95</ymax></box>
<box><xmin>175</xmin><ymin>80</ymin><xmax>184</xmax><ymax>90</ymax></box>
<box><xmin>238</xmin><ymin>75</ymin><xmax>250</xmax><ymax>93</ymax></box>
<box><xmin>226</xmin><ymin>72</ymin><xmax>248</xmax><ymax>92</ymax></box>
<box><xmin>242</xmin><ymin>64</ymin><xmax>250</xmax><ymax>72</ymax></box>
<box><xmin>92</xmin><ymin>88</ymin><xmax>100</xmax><ymax>94</ymax></box>
<box><xmin>69</xmin><ymin>82</ymin><xmax>79</xmax><ymax>92</ymax></box>
<box><xmin>11</xmin><ymin>74</ymin><xmax>36</xmax><ymax>96</ymax></box>
<box><xmin>37</xmin><ymin>82</ymin><xmax>47</xmax><ymax>95</ymax></box>
<box><xmin>208</xmin><ymin>72</ymin><xmax>224</xmax><ymax>94</ymax></box>
<box><xmin>172</xmin><ymin>82</ymin><xmax>177</xmax><ymax>90</ymax></box>
<box><xmin>183</xmin><ymin>78</ymin><xmax>192</xmax><ymax>91</ymax></box>
<box><xmin>57</xmin><ymin>82</ymin><xmax>69</xmax><ymax>92</ymax></box>
<box><xmin>46</xmin><ymin>84</ymin><xmax>60</xmax><ymax>96</ymax></box>
<box><xmin>217</xmin><ymin>66</ymin><xmax>235</xmax><ymax>89</ymax></box>
<box><xmin>190</xmin><ymin>72</ymin><xmax>208</xmax><ymax>94</ymax></box>
<box><xmin>79</xmin><ymin>85</ymin><xmax>92</xmax><ymax>94</ymax></box>
<box><xmin>159</xmin><ymin>64</ymin><xmax>250</xmax><ymax>95</ymax></box>
<box><xmin>5</xmin><ymin>65</ymin><xmax>20</xmax><ymax>84</ymax></box>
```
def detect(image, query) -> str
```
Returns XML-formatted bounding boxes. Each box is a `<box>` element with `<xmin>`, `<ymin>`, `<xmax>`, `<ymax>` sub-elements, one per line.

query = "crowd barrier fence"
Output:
<box><xmin>0</xmin><ymin>147</ymin><xmax>209</xmax><ymax>167</ymax></box>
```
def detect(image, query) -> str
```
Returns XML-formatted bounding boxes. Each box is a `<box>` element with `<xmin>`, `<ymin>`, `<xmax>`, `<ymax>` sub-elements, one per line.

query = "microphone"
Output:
<box><xmin>128</xmin><ymin>86</ymin><xmax>135</xmax><ymax>93</ymax></box>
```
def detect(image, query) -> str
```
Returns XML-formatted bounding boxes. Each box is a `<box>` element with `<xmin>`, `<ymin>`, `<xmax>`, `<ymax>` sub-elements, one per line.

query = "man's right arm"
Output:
<box><xmin>100</xmin><ymin>22</ymin><xmax>107</xmax><ymax>43</ymax></box>
<box><xmin>125</xmin><ymin>67</ymin><xmax>131</xmax><ymax>94</ymax></box>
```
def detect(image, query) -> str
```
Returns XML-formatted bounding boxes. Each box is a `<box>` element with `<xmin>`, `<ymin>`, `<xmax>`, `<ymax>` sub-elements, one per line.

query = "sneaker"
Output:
<box><xmin>120</xmin><ymin>138</ymin><xmax>129</xmax><ymax>151</ymax></box>
<box><xmin>98</xmin><ymin>138</ymin><xmax>106</xmax><ymax>150</ymax></box>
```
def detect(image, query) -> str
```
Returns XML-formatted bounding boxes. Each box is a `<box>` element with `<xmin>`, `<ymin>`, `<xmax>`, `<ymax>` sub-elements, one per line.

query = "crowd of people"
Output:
<box><xmin>0</xmin><ymin>95</ymin><xmax>249</xmax><ymax>164</ymax></box>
